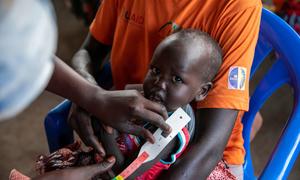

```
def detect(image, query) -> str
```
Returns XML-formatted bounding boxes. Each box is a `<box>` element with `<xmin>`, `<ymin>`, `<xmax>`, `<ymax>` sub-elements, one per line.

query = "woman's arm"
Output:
<box><xmin>67</xmin><ymin>34</ymin><xmax>112</xmax><ymax>154</ymax></box>
<box><xmin>71</xmin><ymin>34</ymin><xmax>111</xmax><ymax>85</ymax></box>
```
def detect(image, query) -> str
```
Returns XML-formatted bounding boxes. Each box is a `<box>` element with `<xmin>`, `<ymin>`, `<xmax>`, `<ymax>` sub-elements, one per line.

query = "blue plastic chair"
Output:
<box><xmin>242</xmin><ymin>8</ymin><xmax>300</xmax><ymax>179</ymax></box>
<box><xmin>44</xmin><ymin>8</ymin><xmax>300</xmax><ymax>179</ymax></box>
<box><xmin>44</xmin><ymin>100</ymin><xmax>73</xmax><ymax>153</ymax></box>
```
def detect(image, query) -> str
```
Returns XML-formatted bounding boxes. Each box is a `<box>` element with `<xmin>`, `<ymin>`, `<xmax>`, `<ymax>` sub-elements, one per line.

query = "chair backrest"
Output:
<box><xmin>242</xmin><ymin>8</ymin><xmax>300</xmax><ymax>179</ymax></box>
<box><xmin>44</xmin><ymin>100</ymin><xmax>74</xmax><ymax>153</ymax></box>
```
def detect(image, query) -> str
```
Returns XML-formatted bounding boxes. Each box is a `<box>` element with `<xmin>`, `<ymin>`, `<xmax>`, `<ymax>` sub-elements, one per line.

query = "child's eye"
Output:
<box><xmin>151</xmin><ymin>67</ymin><xmax>160</xmax><ymax>75</ymax></box>
<box><xmin>172</xmin><ymin>76</ymin><xmax>183</xmax><ymax>83</ymax></box>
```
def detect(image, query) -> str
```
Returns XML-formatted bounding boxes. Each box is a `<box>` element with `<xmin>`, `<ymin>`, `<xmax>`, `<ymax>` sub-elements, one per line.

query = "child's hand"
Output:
<box><xmin>68</xmin><ymin>104</ymin><xmax>106</xmax><ymax>156</ymax></box>
<box><xmin>102</xmin><ymin>124</ymin><xmax>114</xmax><ymax>134</ymax></box>
<box><xmin>33</xmin><ymin>156</ymin><xmax>115</xmax><ymax>180</ymax></box>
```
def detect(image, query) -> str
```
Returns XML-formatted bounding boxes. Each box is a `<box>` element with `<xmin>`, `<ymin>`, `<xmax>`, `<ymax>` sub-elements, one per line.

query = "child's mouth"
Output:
<box><xmin>148</xmin><ymin>94</ymin><xmax>164</xmax><ymax>105</ymax></box>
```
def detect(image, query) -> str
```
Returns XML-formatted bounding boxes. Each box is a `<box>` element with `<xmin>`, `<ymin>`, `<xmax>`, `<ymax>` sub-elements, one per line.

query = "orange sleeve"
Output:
<box><xmin>197</xmin><ymin>3</ymin><xmax>262</xmax><ymax>111</ymax></box>
<box><xmin>89</xmin><ymin>0</ymin><xmax>118</xmax><ymax>45</ymax></box>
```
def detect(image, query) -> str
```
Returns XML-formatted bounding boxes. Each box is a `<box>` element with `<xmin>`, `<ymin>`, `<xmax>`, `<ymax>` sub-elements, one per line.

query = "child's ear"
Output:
<box><xmin>195</xmin><ymin>82</ymin><xmax>213</xmax><ymax>101</ymax></box>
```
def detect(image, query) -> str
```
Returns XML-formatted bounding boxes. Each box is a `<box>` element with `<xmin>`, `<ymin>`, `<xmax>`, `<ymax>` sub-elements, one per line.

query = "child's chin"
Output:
<box><xmin>166</xmin><ymin>106</ymin><xmax>179</xmax><ymax>113</ymax></box>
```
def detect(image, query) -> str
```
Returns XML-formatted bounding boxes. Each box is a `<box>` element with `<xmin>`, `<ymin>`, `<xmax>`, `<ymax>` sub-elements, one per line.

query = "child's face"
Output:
<box><xmin>143</xmin><ymin>45</ymin><xmax>209</xmax><ymax>111</ymax></box>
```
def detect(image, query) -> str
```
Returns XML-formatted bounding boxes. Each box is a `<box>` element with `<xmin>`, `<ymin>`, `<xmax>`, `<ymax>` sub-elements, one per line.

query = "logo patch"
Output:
<box><xmin>228</xmin><ymin>66</ymin><xmax>246</xmax><ymax>90</ymax></box>
<box><xmin>159</xmin><ymin>21</ymin><xmax>181</xmax><ymax>37</ymax></box>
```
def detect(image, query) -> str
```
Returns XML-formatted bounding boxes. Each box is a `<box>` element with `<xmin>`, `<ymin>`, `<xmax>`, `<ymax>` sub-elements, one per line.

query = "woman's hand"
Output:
<box><xmin>34</xmin><ymin>156</ymin><xmax>115</xmax><ymax>180</ymax></box>
<box><xmin>68</xmin><ymin>87</ymin><xmax>171</xmax><ymax>155</ymax></box>
<box><xmin>84</xmin><ymin>88</ymin><xmax>171</xmax><ymax>143</ymax></box>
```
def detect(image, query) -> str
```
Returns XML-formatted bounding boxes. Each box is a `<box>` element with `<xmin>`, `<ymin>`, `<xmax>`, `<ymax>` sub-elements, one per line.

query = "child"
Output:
<box><xmin>36</xmin><ymin>29</ymin><xmax>237</xmax><ymax>179</ymax></box>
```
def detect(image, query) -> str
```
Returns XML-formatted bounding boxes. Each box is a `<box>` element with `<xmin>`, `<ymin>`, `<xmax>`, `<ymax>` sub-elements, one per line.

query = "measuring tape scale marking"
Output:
<box><xmin>113</xmin><ymin>151</ymin><xmax>149</xmax><ymax>180</ymax></box>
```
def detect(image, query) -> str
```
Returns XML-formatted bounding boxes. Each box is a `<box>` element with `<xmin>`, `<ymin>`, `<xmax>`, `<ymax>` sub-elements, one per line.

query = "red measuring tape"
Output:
<box><xmin>113</xmin><ymin>151</ymin><xmax>149</xmax><ymax>180</ymax></box>
<box><xmin>112</xmin><ymin>108</ymin><xmax>191</xmax><ymax>180</ymax></box>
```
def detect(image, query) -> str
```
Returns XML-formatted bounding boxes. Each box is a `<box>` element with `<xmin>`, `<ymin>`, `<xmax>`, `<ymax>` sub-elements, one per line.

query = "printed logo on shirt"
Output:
<box><xmin>123</xmin><ymin>9</ymin><xmax>144</xmax><ymax>26</ymax></box>
<box><xmin>159</xmin><ymin>21</ymin><xmax>181</xmax><ymax>37</ymax></box>
<box><xmin>228</xmin><ymin>66</ymin><xmax>246</xmax><ymax>90</ymax></box>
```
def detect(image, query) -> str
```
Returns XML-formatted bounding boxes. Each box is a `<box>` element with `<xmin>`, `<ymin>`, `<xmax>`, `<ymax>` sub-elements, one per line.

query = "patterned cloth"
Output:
<box><xmin>207</xmin><ymin>162</ymin><xmax>237</xmax><ymax>180</ymax></box>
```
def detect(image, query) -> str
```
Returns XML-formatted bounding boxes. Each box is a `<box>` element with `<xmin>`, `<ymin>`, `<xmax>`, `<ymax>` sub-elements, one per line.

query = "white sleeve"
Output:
<box><xmin>0</xmin><ymin>0</ymin><xmax>57</xmax><ymax>120</ymax></box>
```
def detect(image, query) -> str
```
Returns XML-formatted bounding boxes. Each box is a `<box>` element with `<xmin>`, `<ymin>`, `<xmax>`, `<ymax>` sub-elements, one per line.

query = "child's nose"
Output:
<box><xmin>154</xmin><ymin>77</ymin><xmax>167</xmax><ymax>90</ymax></box>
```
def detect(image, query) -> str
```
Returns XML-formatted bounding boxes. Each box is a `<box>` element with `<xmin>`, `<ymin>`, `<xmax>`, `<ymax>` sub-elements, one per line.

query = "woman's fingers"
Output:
<box><xmin>77</xmin><ymin>117</ymin><xmax>106</xmax><ymax>156</ymax></box>
<box><xmin>122</xmin><ymin>122</ymin><xmax>155</xmax><ymax>143</ymax></box>
<box><xmin>133</xmin><ymin>107</ymin><xmax>171</xmax><ymax>134</ymax></box>
<box><xmin>77</xmin><ymin>156</ymin><xmax>116</xmax><ymax>178</ymax></box>
<box><xmin>144</xmin><ymin>99</ymin><xmax>168</xmax><ymax>120</ymax></box>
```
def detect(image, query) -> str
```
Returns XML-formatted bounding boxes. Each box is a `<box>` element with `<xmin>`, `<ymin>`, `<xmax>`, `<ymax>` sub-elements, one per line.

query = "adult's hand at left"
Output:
<box><xmin>84</xmin><ymin>89</ymin><xmax>171</xmax><ymax>143</ymax></box>
<box><xmin>34</xmin><ymin>156</ymin><xmax>115</xmax><ymax>180</ymax></box>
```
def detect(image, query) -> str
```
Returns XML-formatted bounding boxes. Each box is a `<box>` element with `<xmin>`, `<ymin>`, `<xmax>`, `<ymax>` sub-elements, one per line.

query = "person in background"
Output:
<box><xmin>262</xmin><ymin>0</ymin><xmax>300</xmax><ymax>34</ymax></box>
<box><xmin>64</xmin><ymin>0</ymin><xmax>102</xmax><ymax>25</ymax></box>
<box><xmin>69</xmin><ymin>0</ymin><xmax>262</xmax><ymax>179</ymax></box>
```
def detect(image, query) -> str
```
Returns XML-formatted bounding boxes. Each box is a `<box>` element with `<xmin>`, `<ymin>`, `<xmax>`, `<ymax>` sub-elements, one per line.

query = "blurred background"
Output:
<box><xmin>0</xmin><ymin>0</ymin><xmax>299</xmax><ymax>179</ymax></box>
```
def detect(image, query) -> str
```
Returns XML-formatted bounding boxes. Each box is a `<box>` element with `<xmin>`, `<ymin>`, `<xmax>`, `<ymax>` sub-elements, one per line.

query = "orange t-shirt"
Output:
<box><xmin>90</xmin><ymin>0</ymin><xmax>262</xmax><ymax>165</ymax></box>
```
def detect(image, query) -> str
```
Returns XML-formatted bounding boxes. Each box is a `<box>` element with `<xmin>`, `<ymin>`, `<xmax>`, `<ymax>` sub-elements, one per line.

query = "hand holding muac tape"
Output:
<box><xmin>113</xmin><ymin>108</ymin><xmax>191</xmax><ymax>180</ymax></box>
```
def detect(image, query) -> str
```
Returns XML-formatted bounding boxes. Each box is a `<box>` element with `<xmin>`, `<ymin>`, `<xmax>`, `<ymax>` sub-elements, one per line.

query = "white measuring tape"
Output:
<box><xmin>113</xmin><ymin>108</ymin><xmax>191</xmax><ymax>180</ymax></box>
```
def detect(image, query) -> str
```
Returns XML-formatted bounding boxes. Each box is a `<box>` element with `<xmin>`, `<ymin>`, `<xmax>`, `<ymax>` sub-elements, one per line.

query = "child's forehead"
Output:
<box><xmin>159</xmin><ymin>37</ymin><xmax>209</xmax><ymax>57</ymax></box>
<box><xmin>152</xmin><ymin>55</ymin><xmax>207</xmax><ymax>82</ymax></box>
<box><xmin>154</xmin><ymin>41</ymin><xmax>209</xmax><ymax>67</ymax></box>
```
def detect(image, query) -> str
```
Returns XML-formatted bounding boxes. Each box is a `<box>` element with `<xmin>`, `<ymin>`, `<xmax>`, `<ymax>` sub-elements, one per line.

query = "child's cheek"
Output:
<box><xmin>166</xmin><ymin>86</ymin><xmax>191</xmax><ymax>109</ymax></box>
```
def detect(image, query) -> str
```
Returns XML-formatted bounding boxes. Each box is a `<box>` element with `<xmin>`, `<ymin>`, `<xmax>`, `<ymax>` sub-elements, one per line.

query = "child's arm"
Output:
<box><xmin>92</xmin><ymin>118</ymin><xmax>125</xmax><ymax>174</ymax></box>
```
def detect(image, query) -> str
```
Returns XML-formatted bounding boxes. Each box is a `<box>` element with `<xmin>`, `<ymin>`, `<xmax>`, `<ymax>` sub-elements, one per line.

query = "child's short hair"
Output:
<box><xmin>166</xmin><ymin>29</ymin><xmax>223</xmax><ymax>82</ymax></box>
